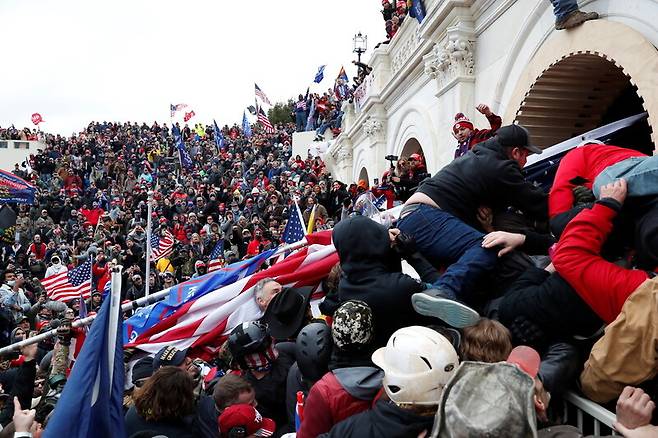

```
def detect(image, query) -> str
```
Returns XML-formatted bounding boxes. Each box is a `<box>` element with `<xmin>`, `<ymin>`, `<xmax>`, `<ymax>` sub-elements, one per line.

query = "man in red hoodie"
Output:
<box><xmin>552</xmin><ymin>178</ymin><xmax>658</xmax><ymax>403</ymax></box>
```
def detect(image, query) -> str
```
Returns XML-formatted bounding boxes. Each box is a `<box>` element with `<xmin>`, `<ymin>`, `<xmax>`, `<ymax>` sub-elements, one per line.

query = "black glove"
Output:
<box><xmin>572</xmin><ymin>185</ymin><xmax>595</xmax><ymax>206</ymax></box>
<box><xmin>56</xmin><ymin>322</ymin><xmax>72</xmax><ymax>346</ymax></box>
<box><xmin>393</xmin><ymin>232</ymin><xmax>417</xmax><ymax>257</ymax></box>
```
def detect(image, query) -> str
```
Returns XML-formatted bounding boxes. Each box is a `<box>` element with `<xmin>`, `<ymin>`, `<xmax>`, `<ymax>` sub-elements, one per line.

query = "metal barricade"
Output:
<box><xmin>563</xmin><ymin>391</ymin><xmax>619</xmax><ymax>436</ymax></box>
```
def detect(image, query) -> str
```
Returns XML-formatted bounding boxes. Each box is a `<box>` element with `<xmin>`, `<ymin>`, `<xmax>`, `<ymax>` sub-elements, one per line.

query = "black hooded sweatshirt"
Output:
<box><xmin>331</xmin><ymin>215</ymin><xmax>429</xmax><ymax>348</ymax></box>
<box><xmin>417</xmin><ymin>137</ymin><xmax>548</xmax><ymax>229</ymax></box>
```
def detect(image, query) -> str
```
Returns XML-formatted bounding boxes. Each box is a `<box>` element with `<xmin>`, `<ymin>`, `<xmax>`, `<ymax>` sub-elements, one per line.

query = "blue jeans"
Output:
<box><xmin>295</xmin><ymin>112</ymin><xmax>306</xmax><ymax>132</ymax></box>
<box><xmin>549</xmin><ymin>0</ymin><xmax>579</xmax><ymax>22</ymax></box>
<box><xmin>397</xmin><ymin>204</ymin><xmax>497</xmax><ymax>301</ymax></box>
<box><xmin>593</xmin><ymin>155</ymin><xmax>658</xmax><ymax>198</ymax></box>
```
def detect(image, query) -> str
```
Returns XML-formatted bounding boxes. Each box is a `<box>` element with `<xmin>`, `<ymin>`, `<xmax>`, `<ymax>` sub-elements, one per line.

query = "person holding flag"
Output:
<box><xmin>334</xmin><ymin>66</ymin><xmax>351</xmax><ymax>100</ymax></box>
<box><xmin>43</xmin><ymin>267</ymin><xmax>125</xmax><ymax>438</ymax></box>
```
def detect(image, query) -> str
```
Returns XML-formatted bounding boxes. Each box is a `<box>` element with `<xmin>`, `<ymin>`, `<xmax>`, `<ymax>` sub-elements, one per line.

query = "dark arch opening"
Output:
<box><xmin>515</xmin><ymin>53</ymin><xmax>653</xmax><ymax>154</ymax></box>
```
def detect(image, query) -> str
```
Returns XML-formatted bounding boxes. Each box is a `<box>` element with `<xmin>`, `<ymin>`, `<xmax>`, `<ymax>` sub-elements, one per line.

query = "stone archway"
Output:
<box><xmin>515</xmin><ymin>53</ymin><xmax>652</xmax><ymax>153</ymax></box>
<box><xmin>502</xmin><ymin>20</ymin><xmax>658</xmax><ymax>152</ymax></box>
<box><xmin>358</xmin><ymin>167</ymin><xmax>369</xmax><ymax>185</ymax></box>
<box><xmin>400</xmin><ymin>137</ymin><xmax>423</xmax><ymax>158</ymax></box>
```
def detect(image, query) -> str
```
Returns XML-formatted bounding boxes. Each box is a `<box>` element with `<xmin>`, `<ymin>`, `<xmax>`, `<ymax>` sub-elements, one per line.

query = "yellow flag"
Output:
<box><xmin>306</xmin><ymin>204</ymin><xmax>317</xmax><ymax>234</ymax></box>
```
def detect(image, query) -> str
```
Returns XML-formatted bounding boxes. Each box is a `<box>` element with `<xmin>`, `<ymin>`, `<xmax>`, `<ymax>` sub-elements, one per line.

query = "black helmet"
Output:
<box><xmin>295</xmin><ymin>322</ymin><xmax>333</xmax><ymax>383</ymax></box>
<box><xmin>227</xmin><ymin>321</ymin><xmax>271</xmax><ymax>359</ymax></box>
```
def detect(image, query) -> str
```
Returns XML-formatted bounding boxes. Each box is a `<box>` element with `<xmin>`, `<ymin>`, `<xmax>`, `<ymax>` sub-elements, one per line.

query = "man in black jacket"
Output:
<box><xmin>329</xmin><ymin>215</ymin><xmax>478</xmax><ymax>346</ymax></box>
<box><xmin>397</xmin><ymin>125</ymin><xmax>547</xmax><ymax>327</ymax></box>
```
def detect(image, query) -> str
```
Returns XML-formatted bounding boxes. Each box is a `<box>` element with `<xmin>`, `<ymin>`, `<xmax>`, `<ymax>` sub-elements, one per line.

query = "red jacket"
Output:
<box><xmin>297</xmin><ymin>371</ymin><xmax>373</xmax><ymax>438</ymax></box>
<box><xmin>553</xmin><ymin>201</ymin><xmax>648</xmax><ymax>323</ymax></box>
<box><xmin>548</xmin><ymin>144</ymin><xmax>645</xmax><ymax>218</ymax></box>
<box><xmin>453</xmin><ymin>113</ymin><xmax>502</xmax><ymax>159</ymax></box>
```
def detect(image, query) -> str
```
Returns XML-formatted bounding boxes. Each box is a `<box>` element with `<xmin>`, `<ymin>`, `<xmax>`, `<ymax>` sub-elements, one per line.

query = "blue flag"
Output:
<box><xmin>213</xmin><ymin>119</ymin><xmax>225</xmax><ymax>150</ymax></box>
<box><xmin>175</xmin><ymin>131</ymin><xmax>193</xmax><ymax>169</ymax></box>
<box><xmin>123</xmin><ymin>249</ymin><xmax>275</xmax><ymax>343</ymax></box>
<box><xmin>409</xmin><ymin>0</ymin><xmax>426</xmax><ymax>23</ymax></box>
<box><xmin>314</xmin><ymin>65</ymin><xmax>326</xmax><ymax>83</ymax></box>
<box><xmin>242</xmin><ymin>111</ymin><xmax>252</xmax><ymax>138</ymax></box>
<box><xmin>43</xmin><ymin>281</ymin><xmax>125</xmax><ymax>438</ymax></box>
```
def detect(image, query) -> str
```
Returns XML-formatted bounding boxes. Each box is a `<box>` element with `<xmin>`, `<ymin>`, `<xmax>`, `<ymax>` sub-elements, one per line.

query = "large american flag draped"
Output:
<box><xmin>150</xmin><ymin>228</ymin><xmax>175</xmax><ymax>261</ymax></box>
<box><xmin>257</xmin><ymin>108</ymin><xmax>275</xmax><ymax>134</ymax></box>
<box><xmin>254</xmin><ymin>83</ymin><xmax>272</xmax><ymax>106</ymax></box>
<box><xmin>42</xmin><ymin>258</ymin><xmax>93</xmax><ymax>302</ymax></box>
<box><xmin>125</xmin><ymin>232</ymin><xmax>335</xmax><ymax>360</ymax></box>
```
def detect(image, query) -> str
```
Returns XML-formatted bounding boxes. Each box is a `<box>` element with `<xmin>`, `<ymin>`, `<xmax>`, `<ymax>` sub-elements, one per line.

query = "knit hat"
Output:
<box><xmin>452</xmin><ymin>113</ymin><xmax>474</xmax><ymax>133</ymax></box>
<box><xmin>332</xmin><ymin>300</ymin><xmax>374</xmax><ymax>350</ymax></box>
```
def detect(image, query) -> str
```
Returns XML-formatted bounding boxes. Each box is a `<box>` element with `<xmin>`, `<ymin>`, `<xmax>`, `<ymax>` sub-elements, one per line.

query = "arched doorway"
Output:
<box><xmin>515</xmin><ymin>53</ymin><xmax>653</xmax><ymax>154</ymax></box>
<box><xmin>358</xmin><ymin>167</ymin><xmax>369</xmax><ymax>185</ymax></box>
<box><xmin>400</xmin><ymin>138</ymin><xmax>423</xmax><ymax>158</ymax></box>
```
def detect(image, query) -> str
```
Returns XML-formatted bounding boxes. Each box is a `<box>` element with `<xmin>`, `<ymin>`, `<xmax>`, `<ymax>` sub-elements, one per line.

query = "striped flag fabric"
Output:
<box><xmin>254</xmin><ymin>83</ymin><xmax>272</xmax><ymax>106</ymax></box>
<box><xmin>207</xmin><ymin>240</ymin><xmax>225</xmax><ymax>273</ymax></box>
<box><xmin>42</xmin><ymin>258</ymin><xmax>92</xmax><ymax>302</ymax></box>
<box><xmin>257</xmin><ymin>108</ymin><xmax>275</xmax><ymax>133</ymax></box>
<box><xmin>125</xmin><ymin>239</ymin><xmax>338</xmax><ymax>359</ymax></box>
<box><xmin>150</xmin><ymin>228</ymin><xmax>175</xmax><ymax>261</ymax></box>
<box><xmin>170</xmin><ymin>103</ymin><xmax>188</xmax><ymax>117</ymax></box>
<box><xmin>283</xmin><ymin>202</ymin><xmax>306</xmax><ymax>244</ymax></box>
<box><xmin>123</xmin><ymin>249</ymin><xmax>276</xmax><ymax>345</ymax></box>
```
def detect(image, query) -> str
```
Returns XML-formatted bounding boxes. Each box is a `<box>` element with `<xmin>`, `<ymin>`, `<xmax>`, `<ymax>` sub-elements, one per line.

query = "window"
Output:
<box><xmin>13</xmin><ymin>142</ymin><xmax>29</xmax><ymax>149</ymax></box>
<box><xmin>0</xmin><ymin>141</ymin><xmax>7</xmax><ymax>149</ymax></box>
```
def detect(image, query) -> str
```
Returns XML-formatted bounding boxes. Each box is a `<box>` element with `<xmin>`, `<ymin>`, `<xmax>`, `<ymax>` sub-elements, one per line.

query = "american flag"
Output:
<box><xmin>207</xmin><ymin>240</ymin><xmax>225</xmax><ymax>273</ymax></box>
<box><xmin>283</xmin><ymin>202</ymin><xmax>306</xmax><ymax>244</ymax></box>
<box><xmin>170</xmin><ymin>103</ymin><xmax>188</xmax><ymax>117</ymax></box>
<box><xmin>257</xmin><ymin>108</ymin><xmax>275</xmax><ymax>134</ymax></box>
<box><xmin>124</xmin><ymin>233</ymin><xmax>336</xmax><ymax>359</ymax></box>
<box><xmin>254</xmin><ymin>83</ymin><xmax>272</xmax><ymax>106</ymax></box>
<box><xmin>42</xmin><ymin>258</ymin><xmax>92</xmax><ymax>302</ymax></box>
<box><xmin>150</xmin><ymin>228</ymin><xmax>175</xmax><ymax>261</ymax></box>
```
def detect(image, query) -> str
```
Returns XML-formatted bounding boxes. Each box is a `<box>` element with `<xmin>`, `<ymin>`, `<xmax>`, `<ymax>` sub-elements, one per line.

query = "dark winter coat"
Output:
<box><xmin>417</xmin><ymin>138</ymin><xmax>547</xmax><ymax>229</ymax></box>
<box><xmin>331</xmin><ymin>215</ymin><xmax>428</xmax><ymax>347</ymax></box>
<box><xmin>320</xmin><ymin>399</ymin><xmax>434</xmax><ymax>438</ymax></box>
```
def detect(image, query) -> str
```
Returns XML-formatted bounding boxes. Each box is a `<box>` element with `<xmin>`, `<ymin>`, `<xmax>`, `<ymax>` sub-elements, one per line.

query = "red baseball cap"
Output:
<box><xmin>219</xmin><ymin>404</ymin><xmax>275</xmax><ymax>437</ymax></box>
<box><xmin>507</xmin><ymin>345</ymin><xmax>541</xmax><ymax>378</ymax></box>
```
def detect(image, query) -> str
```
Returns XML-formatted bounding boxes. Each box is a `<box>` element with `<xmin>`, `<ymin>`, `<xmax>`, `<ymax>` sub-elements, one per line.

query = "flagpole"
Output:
<box><xmin>145</xmin><ymin>190</ymin><xmax>153</xmax><ymax>297</ymax></box>
<box><xmin>0</xmin><ymin>239</ymin><xmax>313</xmax><ymax>354</ymax></box>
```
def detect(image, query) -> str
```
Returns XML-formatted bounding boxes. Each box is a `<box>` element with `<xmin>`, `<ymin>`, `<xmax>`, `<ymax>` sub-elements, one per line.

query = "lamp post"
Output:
<box><xmin>353</xmin><ymin>32</ymin><xmax>368</xmax><ymax>64</ymax></box>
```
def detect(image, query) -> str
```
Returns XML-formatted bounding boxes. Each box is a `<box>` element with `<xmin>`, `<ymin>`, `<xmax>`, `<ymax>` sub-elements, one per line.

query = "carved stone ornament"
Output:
<box><xmin>363</xmin><ymin>118</ymin><xmax>385</xmax><ymax>138</ymax></box>
<box><xmin>337</xmin><ymin>146</ymin><xmax>353</xmax><ymax>161</ymax></box>
<box><xmin>424</xmin><ymin>36</ymin><xmax>474</xmax><ymax>87</ymax></box>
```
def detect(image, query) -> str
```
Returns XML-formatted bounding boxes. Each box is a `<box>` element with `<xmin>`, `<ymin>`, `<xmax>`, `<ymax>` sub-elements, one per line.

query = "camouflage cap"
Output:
<box><xmin>331</xmin><ymin>300</ymin><xmax>374</xmax><ymax>350</ymax></box>
<box><xmin>432</xmin><ymin>362</ymin><xmax>538</xmax><ymax>438</ymax></box>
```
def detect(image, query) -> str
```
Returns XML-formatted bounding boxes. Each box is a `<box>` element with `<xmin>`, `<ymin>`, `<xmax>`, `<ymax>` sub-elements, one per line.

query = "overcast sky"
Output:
<box><xmin>0</xmin><ymin>0</ymin><xmax>384</xmax><ymax>135</ymax></box>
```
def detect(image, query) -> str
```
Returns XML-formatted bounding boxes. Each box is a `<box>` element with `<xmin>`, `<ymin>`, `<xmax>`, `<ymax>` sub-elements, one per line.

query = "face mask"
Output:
<box><xmin>6</xmin><ymin>281</ymin><xmax>15</xmax><ymax>287</ymax></box>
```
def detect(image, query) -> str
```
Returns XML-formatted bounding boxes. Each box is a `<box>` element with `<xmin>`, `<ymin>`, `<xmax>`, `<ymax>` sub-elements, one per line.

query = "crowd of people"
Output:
<box><xmin>0</xmin><ymin>126</ymin><xmax>39</xmax><ymax>142</ymax></box>
<box><xmin>0</xmin><ymin>102</ymin><xmax>655</xmax><ymax>437</ymax></box>
<box><xmin>0</xmin><ymin>2</ymin><xmax>654</xmax><ymax>433</ymax></box>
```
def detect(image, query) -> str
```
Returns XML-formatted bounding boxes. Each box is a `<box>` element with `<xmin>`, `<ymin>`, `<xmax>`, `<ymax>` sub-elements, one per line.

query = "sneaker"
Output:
<box><xmin>411</xmin><ymin>289</ymin><xmax>481</xmax><ymax>328</ymax></box>
<box><xmin>555</xmin><ymin>10</ymin><xmax>599</xmax><ymax>30</ymax></box>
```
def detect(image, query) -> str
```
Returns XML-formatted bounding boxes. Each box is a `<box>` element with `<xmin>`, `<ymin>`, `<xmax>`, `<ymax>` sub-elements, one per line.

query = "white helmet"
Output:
<box><xmin>372</xmin><ymin>326</ymin><xmax>459</xmax><ymax>406</ymax></box>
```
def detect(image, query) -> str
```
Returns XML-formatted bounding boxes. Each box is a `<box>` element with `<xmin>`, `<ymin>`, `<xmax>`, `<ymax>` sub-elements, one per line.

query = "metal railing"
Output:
<box><xmin>563</xmin><ymin>391</ymin><xmax>619</xmax><ymax>436</ymax></box>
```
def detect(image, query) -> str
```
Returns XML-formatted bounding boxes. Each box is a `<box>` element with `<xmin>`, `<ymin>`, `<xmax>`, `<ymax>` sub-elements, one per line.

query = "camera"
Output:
<box><xmin>385</xmin><ymin>155</ymin><xmax>399</xmax><ymax>169</ymax></box>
